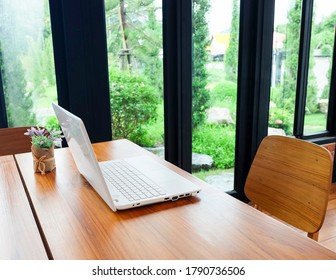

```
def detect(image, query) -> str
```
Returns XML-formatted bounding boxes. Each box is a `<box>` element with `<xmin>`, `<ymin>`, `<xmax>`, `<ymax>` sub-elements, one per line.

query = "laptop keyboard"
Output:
<box><xmin>101</xmin><ymin>160</ymin><xmax>166</xmax><ymax>202</ymax></box>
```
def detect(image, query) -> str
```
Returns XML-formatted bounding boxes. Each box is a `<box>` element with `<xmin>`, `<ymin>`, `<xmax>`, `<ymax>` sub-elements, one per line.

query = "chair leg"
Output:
<box><xmin>308</xmin><ymin>232</ymin><xmax>319</xmax><ymax>241</ymax></box>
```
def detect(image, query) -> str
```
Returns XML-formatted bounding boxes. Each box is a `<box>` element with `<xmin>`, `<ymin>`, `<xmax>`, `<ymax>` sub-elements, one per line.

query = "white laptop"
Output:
<box><xmin>52</xmin><ymin>103</ymin><xmax>201</xmax><ymax>211</ymax></box>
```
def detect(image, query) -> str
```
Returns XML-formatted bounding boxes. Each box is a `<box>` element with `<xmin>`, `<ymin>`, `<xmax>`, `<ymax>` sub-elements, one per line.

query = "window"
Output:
<box><xmin>104</xmin><ymin>0</ymin><xmax>164</xmax><ymax>155</ymax></box>
<box><xmin>0</xmin><ymin>0</ymin><xmax>57</xmax><ymax>127</ymax></box>
<box><xmin>269</xmin><ymin>0</ymin><xmax>302</xmax><ymax>136</ymax></box>
<box><xmin>304</xmin><ymin>0</ymin><xmax>336</xmax><ymax>134</ymax></box>
<box><xmin>3</xmin><ymin>0</ymin><xmax>332</xmax><ymax>199</ymax></box>
<box><xmin>192</xmin><ymin>0</ymin><xmax>240</xmax><ymax>193</ymax></box>
<box><xmin>269</xmin><ymin>0</ymin><xmax>336</xmax><ymax>141</ymax></box>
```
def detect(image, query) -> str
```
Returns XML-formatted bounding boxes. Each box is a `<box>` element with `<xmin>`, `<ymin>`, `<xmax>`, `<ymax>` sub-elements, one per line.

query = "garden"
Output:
<box><xmin>1</xmin><ymin>0</ymin><xmax>332</xmax><ymax>184</ymax></box>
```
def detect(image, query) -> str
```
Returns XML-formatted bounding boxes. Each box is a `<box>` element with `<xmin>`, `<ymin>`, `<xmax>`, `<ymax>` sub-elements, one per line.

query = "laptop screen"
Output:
<box><xmin>52</xmin><ymin>103</ymin><xmax>116</xmax><ymax>210</ymax></box>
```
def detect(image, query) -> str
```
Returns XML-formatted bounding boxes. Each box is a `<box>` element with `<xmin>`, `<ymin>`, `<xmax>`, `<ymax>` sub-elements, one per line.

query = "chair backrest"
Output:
<box><xmin>245</xmin><ymin>135</ymin><xmax>333</xmax><ymax>241</ymax></box>
<box><xmin>0</xmin><ymin>126</ymin><xmax>32</xmax><ymax>156</ymax></box>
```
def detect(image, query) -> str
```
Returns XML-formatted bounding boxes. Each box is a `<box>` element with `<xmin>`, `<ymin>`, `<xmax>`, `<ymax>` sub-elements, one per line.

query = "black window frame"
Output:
<box><xmin>163</xmin><ymin>0</ymin><xmax>193</xmax><ymax>172</ymax></box>
<box><xmin>49</xmin><ymin>0</ymin><xmax>112</xmax><ymax>143</ymax></box>
<box><xmin>0</xmin><ymin>0</ymin><xmax>112</xmax><ymax>143</ymax></box>
<box><xmin>1</xmin><ymin>0</ymin><xmax>336</xmax><ymax>199</ymax></box>
<box><xmin>293</xmin><ymin>0</ymin><xmax>336</xmax><ymax>144</ymax></box>
<box><xmin>0</xmin><ymin>66</ymin><xmax>7</xmax><ymax>128</ymax></box>
<box><xmin>231</xmin><ymin>0</ymin><xmax>275</xmax><ymax>200</ymax></box>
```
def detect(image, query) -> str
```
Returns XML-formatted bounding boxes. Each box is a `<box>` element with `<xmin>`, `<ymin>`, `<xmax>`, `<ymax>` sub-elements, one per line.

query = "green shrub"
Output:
<box><xmin>192</xmin><ymin>124</ymin><xmax>235</xmax><ymax>169</ymax></box>
<box><xmin>141</xmin><ymin>102</ymin><xmax>165</xmax><ymax>147</ymax></box>
<box><xmin>321</xmin><ymin>44</ymin><xmax>332</xmax><ymax>57</ymax></box>
<box><xmin>270</xmin><ymin>86</ymin><xmax>296</xmax><ymax>113</ymax></box>
<box><xmin>268</xmin><ymin>107</ymin><xmax>293</xmax><ymax>135</ymax></box>
<box><xmin>109</xmin><ymin>70</ymin><xmax>159</xmax><ymax>145</ymax></box>
<box><xmin>211</xmin><ymin>80</ymin><xmax>237</xmax><ymax>100</ymax></box>
<box><xmin>44</xmin><ymin>115</ymin><xmax>60</xmax><ymax>131</ymax></box>
<box><xmin>210</xmin><ymin>81</ymin><xmax>237</xmax><ymax>113</ymax></box>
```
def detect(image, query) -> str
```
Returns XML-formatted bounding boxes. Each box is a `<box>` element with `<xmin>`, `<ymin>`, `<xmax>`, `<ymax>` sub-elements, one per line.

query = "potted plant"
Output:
<box><xmin>24</xmin><ymin>126</ymin><xmax>63</xmax><ymax>174</ymax></box>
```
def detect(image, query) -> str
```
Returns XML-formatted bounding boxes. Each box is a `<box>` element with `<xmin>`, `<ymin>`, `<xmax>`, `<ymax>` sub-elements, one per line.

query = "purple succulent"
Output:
<box><xmin>24</xmin><ymin>126</ymin><xmax>47</xmax><ymax>137</ymax></box>
<box><xmin>24</xmin><ymin>126</ymin><xmax>63</xmax><ymax>149</ymax></box>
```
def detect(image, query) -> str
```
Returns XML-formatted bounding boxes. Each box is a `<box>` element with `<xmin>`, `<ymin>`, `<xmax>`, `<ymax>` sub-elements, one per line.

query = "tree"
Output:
<box><xmin>314</xmin><ymin>11</ymin><xmax>336</xmax><ymax>51</ymax></box>
<box><xmin>314</xmin><ymin>12</ymin><xmax>336</xmax><ymax>100</ymax></box>
<box><xmin>20</xmin><ymin>0</ymin><xmax>56</xmax><ymax>97</ymax></box>
<box><xmin>1</xmin><ymin>53</ymin><xmax>36</xmax><ymax>127</ymax></box>
<box><xmin>105</xmin><ymin>0</ymin><xmax>163</xmax><ymax>92</ymax></box>
<box><xmin>133</xmin><ymin>6</ymin><xmax>163</xmax><ymax>91</ymax></box>
<box><xmin>0</xmin><ymin>3</ymin><xmax>36</xmax><ymax>127</ymax></box>
<box><xmin>276</xmin><ymin>0</ymin><xmax>301</xmax><ymax>112</ymax></box>
<box><xmin>305</xmin><ymin>11</ymin><xmax>319</xmax><ymax>114</ymax></box>
<box><xmin>275</xmin><ymin>0</ymin><xmax>318</xmax><ymax>114</ymax></box>
<box><xmin>192</xmin><ymin>0</ymin><xmax>211</xmax><ymax>129</ymax></box>
<box><xmin>224</xmin><ymin>0</ymin><xmax>239</xmax><ymax>82</ymax></box>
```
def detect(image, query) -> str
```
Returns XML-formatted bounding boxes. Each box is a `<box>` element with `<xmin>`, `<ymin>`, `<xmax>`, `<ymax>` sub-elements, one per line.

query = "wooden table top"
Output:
<box><xmin>0</xmin><ymin>155</ymin><xmax>48</xmax><ymax>260</ymax></box>
<box><xmin>14</xmin><ymin>140</ymin><xmax>336</xmax><ymax>260</ymax></box>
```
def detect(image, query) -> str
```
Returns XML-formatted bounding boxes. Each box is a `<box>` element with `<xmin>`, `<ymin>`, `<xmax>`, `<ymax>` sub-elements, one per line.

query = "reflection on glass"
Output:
<box><xmin>104</xmin><ymin>0</ymin><xmax>164</xmax><ymax>155</ymax></box>
<box><xmin>191</xmin><ymin>0</ymin><xmax>239</xmax><ymax>193</ymax></box>
<box><xmin>0</xmin><ymin>0</ymin><xmax>57</xmax><ymax>127</ymax></box>
<box><xmin>304</xmin><ymin>0</ymin><xmax>336</xmax><ymax>134</ymax></box>
<box><xmin>269</xmin><ymin>0</ymin><xmax>302</xmax><ymax>137</ymax></box>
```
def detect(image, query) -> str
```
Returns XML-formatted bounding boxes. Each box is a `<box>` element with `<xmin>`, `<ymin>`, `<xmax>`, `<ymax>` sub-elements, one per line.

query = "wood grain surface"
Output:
<box><xmin>245</xmin><ymin>135</ymin><xmax>333</xmax><ymax>240</ymax></box>
<box><xmin>0</xmin><ymin>155</ymin><xmax>48</xmax><ymax>259</ymax></box>
<box><xmin>14</xmin><ymin>140</ymin><xmax>336</xmax><ymax>260</ymax></box>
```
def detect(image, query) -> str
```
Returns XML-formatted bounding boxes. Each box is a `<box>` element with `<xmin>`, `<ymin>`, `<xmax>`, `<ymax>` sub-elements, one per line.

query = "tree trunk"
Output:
<box><xmin>119</xmin><ymin>0</ymin><xmax>131</xmax><ymax>70</ymax></box>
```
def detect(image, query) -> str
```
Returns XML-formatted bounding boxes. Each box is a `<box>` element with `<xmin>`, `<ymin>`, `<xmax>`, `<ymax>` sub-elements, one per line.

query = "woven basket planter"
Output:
<box><xmin>31</xmin><ymin>144</ymin><xmax>56</xmax><ymax>174</ymax></box>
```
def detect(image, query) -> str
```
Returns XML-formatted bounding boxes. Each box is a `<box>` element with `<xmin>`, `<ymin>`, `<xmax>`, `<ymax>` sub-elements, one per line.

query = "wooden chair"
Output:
<box><xmin>0</xmin><ymin>126</ymin><xmax>32</xmax><ymax>156</ymax></box>
<box><xmin>245</xmin><ymin>135</ymin><xmax>333</xmax><ymax>241</ymax></box>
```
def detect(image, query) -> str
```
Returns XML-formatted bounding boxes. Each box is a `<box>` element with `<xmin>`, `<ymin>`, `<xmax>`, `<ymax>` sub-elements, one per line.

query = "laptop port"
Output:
<box><xmin>164</xmin><ymin>197</ymin><xmax>169</xmax><ymax>200</ymax></box>
<box><xmin>172</xmin><ymin>196</ymin><xmax>179</xmax><ymax>201</ymax></box>
<box><xmin>185</xmin><ymin>193</ymin><xmax>190</xmax><ymax>196</ymax></box>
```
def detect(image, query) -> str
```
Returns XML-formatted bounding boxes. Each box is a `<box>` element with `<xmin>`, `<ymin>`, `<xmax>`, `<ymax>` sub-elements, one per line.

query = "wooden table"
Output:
<box><xmin>14</xmin><ymin>140</ymin><xmax>336</xmax><ymax>259</ymax></box>
<box><xmin>0</xmin><ymin>155</ymin><xmax>48</xmax><ymax>259</ymax></box>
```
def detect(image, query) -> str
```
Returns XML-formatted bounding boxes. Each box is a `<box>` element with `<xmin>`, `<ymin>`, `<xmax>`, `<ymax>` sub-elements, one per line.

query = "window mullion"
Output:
<box><xmin>49</xmin><ymin>0</ymin><xmax>111</xmax><ymax>143</ymax></box>
<box><xmin>163</xmin><ymin>0</ymin><xmax>192</xmax><ymax>172</ymax></box>
<box><xmin>0</xmin><ymin>51</ymin><xmax>8</xmax><ymax>129</ymax></box>
<box><xmin>293</xmin><ymin>0</ymin><xmax>314</xmax><ymax>138</ymax></box>
<box><xmin>0</xmin><ymin>67</ymin><xmax>8</xmax><ymax>127</ymax></box>
<box><xmin>233</xmin><ymin>0</ymin><xmax>274</xmax><ymax>200</ymax></box>
<box><xmin>326</xmin><ymin>28</ymin><xmax>336</xmax><ymax>135</ymax></box>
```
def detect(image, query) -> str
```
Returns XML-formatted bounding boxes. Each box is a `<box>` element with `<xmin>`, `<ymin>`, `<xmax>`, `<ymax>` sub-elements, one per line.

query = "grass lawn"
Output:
<box><xmin>304</xmin><ymin>113</ymin><xmax>327</xmax><ymax>133</ymax></box>
<box><xmin>206</xmin><ymin>62</ymin><xmax>226</xmax><ymax>90</ymax></box>
<box><xmin>193</xmin><ymin>168</ymin><xmax>234</xmax><ymax>181</ymax></box>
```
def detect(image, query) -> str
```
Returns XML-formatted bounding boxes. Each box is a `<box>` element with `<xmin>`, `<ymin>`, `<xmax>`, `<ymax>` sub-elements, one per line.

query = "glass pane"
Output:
<box><xmin>304</xmin><ymin>1</ymin><xmax>336</xmax><ymax>134</ymax></box>
<box><xmin>0</xmin><ymin>0</ymin><xmax>57</xmax><ymax>127</ymax></box>
<box><xmin>192</xmin><ymin>0</ymin><xmax>239</xmax><ymax>193</ymax></box>
<box><xmin>269</xmin><ymin>0</ymin><xmax>302</xmax><ymax>136</ymax></box>
<box><xmin>105</xmin><ymin>0</ymin><xmax>164</xmax><ymax>156</ymax></box>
